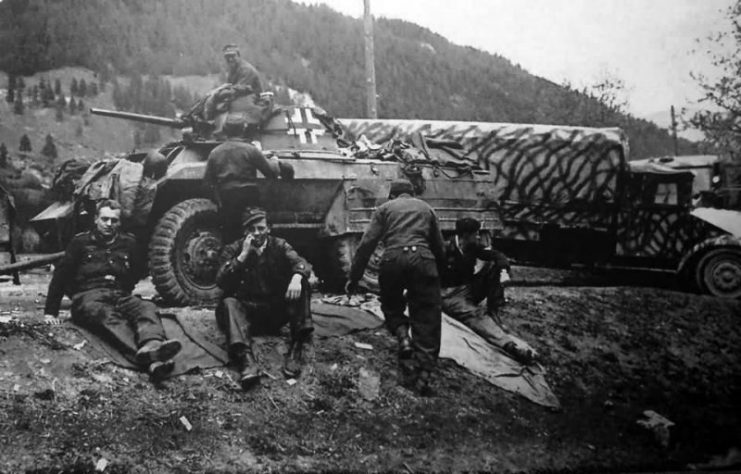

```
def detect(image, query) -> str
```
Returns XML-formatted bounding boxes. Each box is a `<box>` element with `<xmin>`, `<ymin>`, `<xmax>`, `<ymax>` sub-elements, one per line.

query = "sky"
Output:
<box><xmin>296</xmin><ymin>0</ymin><xmax>734</xmax><ymax>126</ymax></box>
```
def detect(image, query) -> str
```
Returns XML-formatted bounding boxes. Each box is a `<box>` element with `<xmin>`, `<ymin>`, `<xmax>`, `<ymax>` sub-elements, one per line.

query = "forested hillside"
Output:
<box><xmin>0</xmin><ymin>0</ymin><xmax>697</xmax><ymax>158</ymax></box>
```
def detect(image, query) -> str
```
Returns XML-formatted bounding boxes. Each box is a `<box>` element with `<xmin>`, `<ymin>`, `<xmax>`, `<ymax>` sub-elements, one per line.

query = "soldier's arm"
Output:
<box><xmin>349</xmin><ymin>207</ymin><xmax>385</xmax><ymax>283</ymax></box>
<box><xmin>475</xmin><ymin>246</ymin><xmax>511</xmax><ymax>270</ymax></box>
<box><xmin>280</xmin><ymin>240</ymin><xmax>312</xmax><ymax>279</ymax></box>
<box><xmin>428</xmin><ymin>209</ymin><xmax>446</xmax><ymax>269</ymax></box>
<box><xmin>215</xmin><ymin>241</ymin><xmax>245</xmax><ymax>292</ymax></box>
<box><xmin>44</xmin><ymin>238</ymin><xmax>81</xmax><ymax>318</ymax></box>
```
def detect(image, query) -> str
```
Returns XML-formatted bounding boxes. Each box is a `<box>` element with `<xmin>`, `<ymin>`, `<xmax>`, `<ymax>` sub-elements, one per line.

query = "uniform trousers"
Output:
<box><xmin>71</xmin><ymin>288</ymin><xmax>165</xmax><ymax>360</ymax></box>
<box><xmin>441</xmin><ymin>261</ymin><xmax>516</xmax><ymax>348</ymax></box>
<box><xmin>378</xmin><ymin>247</ymin><xmax>442</xmax><ymax>372</ymax></box>
<box><xmin>215</xmin><ymin>279</ymin><xmax>312</xmax><ymax>356</ymax></box>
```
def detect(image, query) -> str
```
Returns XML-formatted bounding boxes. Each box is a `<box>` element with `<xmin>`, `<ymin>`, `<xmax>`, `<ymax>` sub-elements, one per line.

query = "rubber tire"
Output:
<box><xmin>149</xmin><ymin>198</ymin><xmax>224</xmax><ymax>306</ymax></box>
<box><xmin>321</xmin><ymin>234</ymin><xmax>382</xmax><ymax>293</ymax></box>
<box><xmin>695</xmin><ymin>248</ymin><xmax>741</xmax><ymax>299</ymax></box>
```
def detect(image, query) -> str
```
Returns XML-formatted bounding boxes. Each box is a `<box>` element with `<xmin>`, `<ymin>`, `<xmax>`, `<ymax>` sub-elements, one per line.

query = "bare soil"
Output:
<box><xmin>1</xmin><ymin>266</ymin><xmax>740</xmax><ymax>473</ymax></box>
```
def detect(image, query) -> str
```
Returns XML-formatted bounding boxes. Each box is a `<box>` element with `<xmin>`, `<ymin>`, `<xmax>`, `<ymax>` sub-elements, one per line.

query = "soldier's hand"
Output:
<box><xmin>345</xmin><ymin>280</ymin><xmax>358</xmax><ymax>295</ymax></box>
<box><xmin>44</xmin><ymin>314</ymin><xmax>61</xmax><ymax>326</ymax></box>
<box><xmin>239</xmin><ymin>234</ymin><xmax>254</xmax><ymax>261</ymax></box>
<box><xmin>500</xmin><ymin>269</ymin><xmax>511</xmax><ymax>284</ymax></box>
<box><xmin>285</xmin><ymin>274</ymin><xmax>303</xmax><ymax>301</ymax></box>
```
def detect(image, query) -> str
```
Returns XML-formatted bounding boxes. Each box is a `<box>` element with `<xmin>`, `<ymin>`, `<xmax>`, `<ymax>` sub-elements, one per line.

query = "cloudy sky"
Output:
<box><xmin>297</xmin><ymin>0</ymin><xmax>734</xmax><ymax>125</ymax></box>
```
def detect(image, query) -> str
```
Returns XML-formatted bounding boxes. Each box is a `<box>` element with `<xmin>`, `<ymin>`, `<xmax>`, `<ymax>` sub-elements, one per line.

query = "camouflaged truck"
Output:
<box><xmin>342</xmin><ymin>118</ymin><xmax>741</xmax><ymax>299</ymax></box>
<box><xmin>31</xmin><ymin>101</ymin><xmax>499</xmax><ymax>306</ymax></box>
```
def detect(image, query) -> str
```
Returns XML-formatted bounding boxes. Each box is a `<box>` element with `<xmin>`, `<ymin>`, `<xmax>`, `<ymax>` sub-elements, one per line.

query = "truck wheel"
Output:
<box><xmin>696</xmin><ymin>248</ymin><xmax>741</xmax><ymax>299</ymax></box>
<box><xmin>149</xmin><ymin>198</ymin><xmax>224</xmax><ymax>306</ymax></box>
<box><xmin>321</xmin><ymin>234</ymin><xmax>382</xmax><ymax>293</ymax></box>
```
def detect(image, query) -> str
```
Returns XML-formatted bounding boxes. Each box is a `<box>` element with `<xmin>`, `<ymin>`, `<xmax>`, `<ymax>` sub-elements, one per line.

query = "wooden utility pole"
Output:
<box><xmin>670</xmin><ymin>105</ymin><xmax>679</xmax><ymax>156</ymax></box>
<box><xmin>364</xmin><ymin>0</ymin><xmax>378</xmax><ymax>118</ymax></box>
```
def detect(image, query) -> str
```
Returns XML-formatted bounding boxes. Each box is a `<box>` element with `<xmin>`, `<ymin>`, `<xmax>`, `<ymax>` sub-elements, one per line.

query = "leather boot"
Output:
<box><xmin>148</xmin><ymin>359</ymin><xmax>175</xmax><ymax>381</ymax></box>
<box><xmin>136</xmin><ymin>339</ymin><xmax>182</xmax><ymax>366</ymax></box>
<box><xmin>395</xmin><ymin>326</ymin><xmax>413</xmax><ymax>359</ymax></box>
<box><xmin>236</xmin><ymin>346</ymin><xmax>261</xmax><ymax>390</ymax></box>
<box><xmin>282</xmin><ymin>340</ymin><xmax>305</xmax><ymax>379</ymax></box>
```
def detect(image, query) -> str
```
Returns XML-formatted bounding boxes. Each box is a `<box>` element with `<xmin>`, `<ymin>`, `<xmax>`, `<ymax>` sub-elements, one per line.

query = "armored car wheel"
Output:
<box><xmin>696</xmin><ymin>248</ymin><xmax>741</xmax><ymax>299</ymax></box>
<box><xmin>149</xmin><ymin>198</ymin><xmax>224</xmax><ymax>306</ymax></box>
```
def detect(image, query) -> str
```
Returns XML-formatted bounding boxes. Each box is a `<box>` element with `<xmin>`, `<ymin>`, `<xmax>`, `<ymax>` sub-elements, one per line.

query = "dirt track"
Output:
<box><xmin>1</xmin><ymin>266</ymin><xmax>740</xmax><ymax>472</ymax></box>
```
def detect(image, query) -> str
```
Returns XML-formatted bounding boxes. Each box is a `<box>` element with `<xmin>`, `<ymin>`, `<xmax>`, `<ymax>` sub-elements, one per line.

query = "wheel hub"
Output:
<box><xmin>709</xmin><ymin>260</ymin><xmax>741</xmax><ymax>293</ymax></box>
<box><xmin>182</xmin><ymin>230</ymin><xmax>222</xmax><ymax>287</ymax></box>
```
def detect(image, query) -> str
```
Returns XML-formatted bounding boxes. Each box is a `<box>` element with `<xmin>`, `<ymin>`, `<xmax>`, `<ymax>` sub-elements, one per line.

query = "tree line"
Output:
<box><xmin>0</xmin><ymin>0</ymin><xmax>702</xmax><ymax>158</ymax></box>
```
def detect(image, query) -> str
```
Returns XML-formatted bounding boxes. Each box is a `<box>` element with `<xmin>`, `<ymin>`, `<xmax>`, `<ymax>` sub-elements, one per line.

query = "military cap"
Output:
<box><xmin>241</xmin><ymin>207</ymin><xmax>267</xmax><ymax>228</ymax></box>
<box><xmin>455</xmin><ymin>217</ymin><xmax>481</xmax><ymax>234</ymax></box>
<box><xmin>222</xmin><ymin>44</ymin><xmax>240</xmax><ymax>57</ymax></box>
<box><xmin>389</xmin><ymin>179</ymin><xmax>415</xmax><ymax>197</ymax></box>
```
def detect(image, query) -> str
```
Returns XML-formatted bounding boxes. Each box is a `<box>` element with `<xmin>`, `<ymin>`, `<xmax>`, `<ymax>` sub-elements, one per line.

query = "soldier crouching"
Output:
<box><xmin>215</xmin><ymin>207</ymin><xmax>313</xmax><ymax>390</ymax></box>
<box><xmin>43</xmin><ymin>199</ymin><xmax>182</xmax><ymax>380</ymax></box>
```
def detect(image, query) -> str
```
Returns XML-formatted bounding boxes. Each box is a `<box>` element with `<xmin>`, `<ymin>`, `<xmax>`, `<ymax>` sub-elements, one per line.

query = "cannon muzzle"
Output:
<box><xmin>90</xmin><ymin>108</ymin><xmax>186</xmax><ymax>128</ymax></box>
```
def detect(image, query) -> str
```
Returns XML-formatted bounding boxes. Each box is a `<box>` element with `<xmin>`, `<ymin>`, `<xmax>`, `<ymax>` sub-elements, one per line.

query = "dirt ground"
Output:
<box><xmin>1</xmin><ymin>265</ymin><xmax>740</xmax><ymax>473</ymax></box>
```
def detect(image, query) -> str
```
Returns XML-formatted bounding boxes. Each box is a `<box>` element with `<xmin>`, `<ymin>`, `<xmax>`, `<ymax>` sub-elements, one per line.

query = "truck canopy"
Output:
<box><xmin>341</xmin><ymin>118</ymin><xmax>629</xmax><ymax>240</ymax></box>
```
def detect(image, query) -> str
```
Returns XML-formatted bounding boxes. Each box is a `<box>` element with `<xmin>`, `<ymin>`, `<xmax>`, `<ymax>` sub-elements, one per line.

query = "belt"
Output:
<box><xmin>386</xmin><ymin>243</ymin><xmax>428</xmax><ymax>252</ymax></box>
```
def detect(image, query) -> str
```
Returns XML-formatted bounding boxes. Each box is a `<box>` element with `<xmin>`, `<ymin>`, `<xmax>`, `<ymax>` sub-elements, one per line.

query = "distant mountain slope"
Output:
<box><xmin>0</xmin><ymin>0</ymin><xmax>698</xmax><ymax>158</ymax></box>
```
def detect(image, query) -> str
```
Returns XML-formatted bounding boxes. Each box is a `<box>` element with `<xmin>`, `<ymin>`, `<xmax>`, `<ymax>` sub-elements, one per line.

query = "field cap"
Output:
<box><xmin>241</xmin><ymin>207</ymin><xmax>266</xmax><ymax>228</ymax></box>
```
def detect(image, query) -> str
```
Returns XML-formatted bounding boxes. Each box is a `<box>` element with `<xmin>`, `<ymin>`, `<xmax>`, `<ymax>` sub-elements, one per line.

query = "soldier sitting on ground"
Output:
<box><xmin>43</xmin><ymin>199</ymin><xmax>182</xmax><ymax>380</ymax></box>
<box><xmin>440</xmin><ymin>217</ymin><xmax>535</xmax><ymax>364</ymax></box>
<box><xmin>215</xmin><ymin>207</ymin><xmax>314</xmax><ymax>390</ymax></box>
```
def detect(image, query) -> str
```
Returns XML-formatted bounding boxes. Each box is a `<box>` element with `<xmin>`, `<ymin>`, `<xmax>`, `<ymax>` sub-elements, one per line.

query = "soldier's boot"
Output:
<box><xmin>148</xmin><ymin>359</ymin><xmax>175</xmax><ymax>382</ymax></box>
<box><xmin>502</xmin><ymin>341</ymin><xmax>535</xmax><ymax>365</ymax></box>
<box><xmin>136</xmin><ymin>339</ymin><xmax>182</xmax><ymax>366</ymax></box>
<box><xmin>395</xmin><ymin>325</ymin><xmax>413</xmax><ymax>359</ymax></box>
<box><xmin>236</xmin><ymin>345</ymin><xmax>261</xmax><ymax>391</ymax></box>
<box><xmin>283</xmin><ymin>339</ymin><xmax>307</xmax><ymax>379</ymax></box>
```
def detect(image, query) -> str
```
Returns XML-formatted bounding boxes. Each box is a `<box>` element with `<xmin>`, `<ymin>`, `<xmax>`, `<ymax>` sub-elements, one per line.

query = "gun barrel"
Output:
<box><xmin>90</xmin><ymin>108</ymin><xmax>185</xmax><ymax>128</ymax></box>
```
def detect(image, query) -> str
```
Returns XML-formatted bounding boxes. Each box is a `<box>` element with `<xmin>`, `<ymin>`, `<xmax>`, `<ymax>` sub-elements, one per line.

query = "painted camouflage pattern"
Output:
<box><xmin>341</xmin><ymin>118</ymin><xmax>728</xmax><ymax>267</ymax></box>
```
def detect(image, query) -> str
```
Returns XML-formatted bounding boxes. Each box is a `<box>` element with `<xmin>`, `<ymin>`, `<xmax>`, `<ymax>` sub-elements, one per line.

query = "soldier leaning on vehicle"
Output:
<box><xmin>43</xmin><ymin>199</ymin><xmax>182</xmax><ymax>380</ymax></box>
<box><xmin>346</xmin><ymin>179</ymin><xmax>446</xmax><ymax>396</ymax></box>
<box><xmin>215</xmin><ymin>207</ymin><xmax>314</xmax><ymax>390</ymax></box>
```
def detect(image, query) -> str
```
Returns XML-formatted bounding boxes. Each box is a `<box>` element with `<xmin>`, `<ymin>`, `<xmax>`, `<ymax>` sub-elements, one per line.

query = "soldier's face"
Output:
<box><xmin>224</xmin><ymin>54</ymin><xmax>237</xmax><ymax>69</ymax></box>
<box><xmin>245</xmin><ymin>218</ymin><xmax>269</xmax><ymax>247</ymax></box>
<box><xmin>459</xmin><ymin>231</ymin><xmax>479</xmax><ymax>249</ymax></box>
<box><xmin>95</xmin><ymin>207</ymin><xmax>121</xmax><ymax>238</ymax></box>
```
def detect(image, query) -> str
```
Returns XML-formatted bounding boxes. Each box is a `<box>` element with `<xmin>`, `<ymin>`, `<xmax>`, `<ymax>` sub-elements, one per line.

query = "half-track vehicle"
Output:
<box><xmin>32</xmin><ymin>100</ymin><xmax>500</xmax><ymax>306</ymax></box>
<box><xmin>343</xmin><ymin>118</ymin><xmax>741</xmax><ymax>298</ymax></box>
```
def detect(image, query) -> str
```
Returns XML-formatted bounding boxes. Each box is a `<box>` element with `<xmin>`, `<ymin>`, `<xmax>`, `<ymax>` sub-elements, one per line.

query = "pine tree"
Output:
<box><xmin>79</xmin><ymin>79</ymin><xmax>87</xmax><ymax>97</ymax></box>
<box><xmin>41</xmin><ymin>134</ymin><xmax>58</xmax><ymax>159</ymax></box>
<box><xmin>19</xmin><ymin>134</ymin><xmax>32</xmax><ymax>152</ymax></box>
<box><xmin>54</xmin><ymin>78</ymin><xmax>62</xmax><ymax>96</ymax></box>
<box><xmin>13</xmin><ymin>92</ymin><xmax>24</xmax><ymax>115</ymax></box>
<box><xmin>0</xmin><ymin>142</ymin><xmax>8</xmax><ymax>167</ymax></box>
<box><xmin>70</xmin><ymin>78</ymin><xmax>78</xmax><ymax>97</ymax></box>
<box><xmin>69</xmin><ymin>99</ymin><xmax>77</xmax><ymax>114</ymax></box>
<box><xmin>6</xmin><ymin>75</ymin><xmax>16</xmax><ymax>103</ymax></box>
<box><xmin>78</xmin><ymin>99</ymin><xmax>85</xmax><ymax>113</ymax></box>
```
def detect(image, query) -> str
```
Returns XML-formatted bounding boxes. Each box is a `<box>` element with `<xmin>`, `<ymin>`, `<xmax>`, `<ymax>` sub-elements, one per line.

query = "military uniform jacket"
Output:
<box><xmin>44</xmin><ymin>231</ymin><xmax>144</xmax><ymax>316</ymax></box>
<box><xmin>350</xmin><ymin>194</ymin><xmax>445</xmax><ymax>283</ymax></box>
<box><xmin>227</xmin><ymin>58</ymin><xmax>263</xmax><ymax>95</ymax></box>
<box><xmin>440</xmin><ymin>238</ymin><xmax>510</xmax><ymax>288</ymax></box>
<box><xmin>216</xmin><ymin>236</ymin><xmax>311</xmax><ymax>302</ymax></box>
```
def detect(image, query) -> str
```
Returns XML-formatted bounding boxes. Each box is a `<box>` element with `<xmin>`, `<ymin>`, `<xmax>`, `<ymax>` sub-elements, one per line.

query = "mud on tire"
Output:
<box><xmin>149</xmin><ymin>198</ymin><xmax>224</xmax><ymax>306</ymax></box>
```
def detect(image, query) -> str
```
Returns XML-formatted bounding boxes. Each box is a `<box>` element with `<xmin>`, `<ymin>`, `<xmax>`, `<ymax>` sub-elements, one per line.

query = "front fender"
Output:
<box><xmin>677</xmin><ymin>234</ymin><xmax>741</xmax><ymax>274</ymax></box>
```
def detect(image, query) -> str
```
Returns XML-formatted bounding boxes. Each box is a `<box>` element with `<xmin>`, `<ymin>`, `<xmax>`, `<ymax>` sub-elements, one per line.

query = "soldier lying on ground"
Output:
<box><xmin>215</xmin><ymin>207</ymin><xmax>314</xmax><ymax>390</ymax></box>
<box><xmin>346</xmin><ymin>179</ymin><xmax>446</xmax><ymax>396</ymax></box>
<box><xmin>441</xmin><ymin>217</ymin><xmax>535</xmax><ymax>364</ymax></box>
<box><xmin>43</xmin><ymin>199</ymin><xmax>182</xmax><ymax>380</ymax></box>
